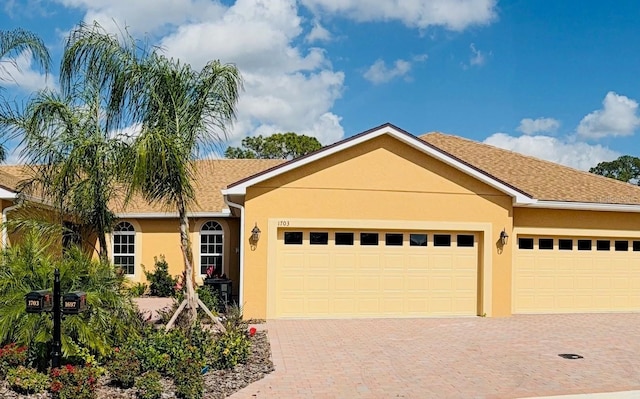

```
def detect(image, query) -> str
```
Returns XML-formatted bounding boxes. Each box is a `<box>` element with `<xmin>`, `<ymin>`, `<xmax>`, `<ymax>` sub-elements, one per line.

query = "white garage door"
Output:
<box><xmin>273</xmin><ymin>229</ymin><xmax>479</xmax><ymax>318</ymax></box>
<box><xmin>514</xmin><ymin>235</ymin><xmax>640</xmax><ymax>313</ymax></box>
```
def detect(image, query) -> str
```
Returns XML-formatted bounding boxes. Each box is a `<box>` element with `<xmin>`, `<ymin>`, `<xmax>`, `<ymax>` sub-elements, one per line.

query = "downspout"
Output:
<box><xmin>223</xmin><ymin>195</ymin><xmax>245</xmax><ymax>307</ymax></box>
<box><xmin>2</xmin><ymin>201</ymin><xmax>21</xmax><ymax>249</ymax></box>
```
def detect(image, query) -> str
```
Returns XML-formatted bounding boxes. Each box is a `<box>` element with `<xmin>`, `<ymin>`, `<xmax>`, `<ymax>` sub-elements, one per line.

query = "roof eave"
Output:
<box><xmin>519</xmin><ymin>200</ymin><xmax>640</xmax><ymax>213</ymax></box>
<box><xmin>116</xmin><ymin>210</ymin><xmax>232</xmax><ymax>219</ymax></box>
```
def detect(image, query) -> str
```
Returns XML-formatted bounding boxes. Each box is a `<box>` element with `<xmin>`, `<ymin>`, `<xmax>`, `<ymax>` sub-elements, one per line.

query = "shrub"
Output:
<box><xmin>130</xmin><ymin>282</ymin><xmax>148</xmax><ymax>297</ymax></box>
<box><xmin>211</xmin><ymin>327</ymin><xmax>251</xmax><ymax>370</ymax></box>
<box><xmin>50</xmin><ymin>364</ymin><xmax>103</xmax><ymax>399</ymax></box>
<box><xmin>196</xmin><ymin>286</ymin><xmax>219</xmax><ymax>316</ymax></box>
<box><xmin>172</xmin><ymin>360</ymin><xmax>204</xmax><ymax>399</ymax></box>
<box><xmin>0</xmin><ymin>343</ymin><xmax>28</xmax><ymax>377</ymax></box>
<box><xmin>107</xmin><ymin>348</ymin><xmax>141</xmax><ymax>388</ymax></box>
<box><xmin>144</xmin><ymin>255</ymin><xmax>177</xmax><ymax>297</ymax></box>
<box><xmin>6</xmin><ymin>366</ymin><xmax>49</xmax><ymax>394</ymax></box>
<box><xmin>0</xmin><ymin>231</ymin><xmax>142</xmax><ymax>367</ymax></box>
<box><xmin>135</xmin><ymin>371</ymin><xmax>163</xmax><ymax>399</ymax></box>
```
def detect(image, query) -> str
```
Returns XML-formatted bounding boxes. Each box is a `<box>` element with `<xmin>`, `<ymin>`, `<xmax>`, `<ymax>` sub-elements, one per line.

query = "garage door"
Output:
<box><xmin>514</xmin><ymin>236</ymin><xmax>640</xmax><ymax>313</ymax></box>
<box><xmin>273</xmin><ymin>229</ymin><xmax>479</xmax><ymax>318</ymax></box>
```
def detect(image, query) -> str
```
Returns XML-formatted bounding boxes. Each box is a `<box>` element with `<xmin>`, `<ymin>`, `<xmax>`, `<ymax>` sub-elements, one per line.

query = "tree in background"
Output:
<box><xmin>225</xmin><ymin>132</ymin><xmax>321</xmax><ymax>159</ymax></box>
<box><xmin>589</xmin><ymin>155</ymin><xmax>640</xmax><ymax>184</ymax></box>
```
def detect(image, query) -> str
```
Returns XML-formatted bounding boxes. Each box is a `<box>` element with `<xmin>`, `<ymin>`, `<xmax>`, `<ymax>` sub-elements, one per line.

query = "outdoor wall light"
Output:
<box><xmin>251</xmin><ymin>223</ymin><xmax>261</xmax><ymax>242</ymax></box>
<box><xmin>500</xmin><ymin>228</ymin><xmax>509</xmax><ymax>245</ymax></box>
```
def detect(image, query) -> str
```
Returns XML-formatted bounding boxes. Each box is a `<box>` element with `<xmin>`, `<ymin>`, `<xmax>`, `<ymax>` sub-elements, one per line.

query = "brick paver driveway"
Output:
<box><xmin>230</xmin><ymin>314</ymin><xmax>640</xmax><ymax>399</ymax></box>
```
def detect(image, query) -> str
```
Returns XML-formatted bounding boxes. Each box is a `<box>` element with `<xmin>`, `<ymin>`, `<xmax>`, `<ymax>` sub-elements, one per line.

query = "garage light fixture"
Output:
<box><xmin>500</xmin><ymin>229</ymin><xmax>509</xmax><ymax>245</ymax></box>
<box><xmin>251</xmin><ymin>223</ymin><xmax>261</xmax><ymax>242</ymax></box>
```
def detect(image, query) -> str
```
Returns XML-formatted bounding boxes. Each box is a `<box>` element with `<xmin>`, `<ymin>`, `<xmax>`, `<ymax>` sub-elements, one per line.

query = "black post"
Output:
<box><xmin>51</xmin><ymin>268</ymin><xmax>61</xmax><ymax>369</ymax></box>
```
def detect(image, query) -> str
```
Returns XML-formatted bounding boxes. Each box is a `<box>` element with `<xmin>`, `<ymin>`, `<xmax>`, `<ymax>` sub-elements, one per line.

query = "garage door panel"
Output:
<box><xmin>515</xmin><ymin>235</ymin><xmax>640</xmax><ymax>314</ymax></box>
<box><xmin>274</xmin><ymin>229</ymin><xmax>479</xmax><ymax>318</ymax></box>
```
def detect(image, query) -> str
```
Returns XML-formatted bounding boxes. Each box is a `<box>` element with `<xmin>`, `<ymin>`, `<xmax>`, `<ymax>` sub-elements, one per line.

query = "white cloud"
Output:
<box><xmin>301</xmin><ymin>0</ymin><xmax>497</xmax><ymax>31</ymax></box>
<box><xmin>58</xmin><ymin>0</ymin><xmax>347</xmax><ymax>145</ymax></box>
<box><xmin>576</xmin><ymin>91</ymin><xmax>640</xmax><ymax>140</ymax></box>
<box><xmin>306</xmin><ymin>20</ymin><xmax>331</xmax><ymax>43</ymax></box>
<box><xmin>469</xmin><ymin>43</ymin><xmax>486</xmax><ymax>66</ymax></box>
<box><xmin>484</xmin><ymin>133</ymin><xmax>619</xmax><ymax>171</ymax></box>
<box><xmin>0</xmin><ymin>50</ymin><xmax>54</xmax><ymax>92</ymax></box>
<box><xmin>517</xmin><ymin>117</ymin><xmax>560</xmax><ymax>135</ymax></box>
<box><xmin>53</xmin><ymin>0</ymin><xmax>227</xmax><ymax>35</ymax></box>
<box><xmin>363</xmin><ymin>59</ymin><xmax>412</xmax><ymax>84</ymax></box>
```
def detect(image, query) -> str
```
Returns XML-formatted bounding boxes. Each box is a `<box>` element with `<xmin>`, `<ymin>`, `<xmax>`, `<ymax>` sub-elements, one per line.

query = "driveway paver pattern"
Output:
<box><xmin>230</xmin><ymin>314</ymin><xmax>640</xmax><ymax>399</ymax></box>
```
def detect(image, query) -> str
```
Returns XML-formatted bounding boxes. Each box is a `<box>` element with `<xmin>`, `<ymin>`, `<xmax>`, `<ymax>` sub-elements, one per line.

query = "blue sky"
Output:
<box><xmin>1</xmin><ymin>0</ymin><xmax>640</xmax><ymax>170</ymax></box>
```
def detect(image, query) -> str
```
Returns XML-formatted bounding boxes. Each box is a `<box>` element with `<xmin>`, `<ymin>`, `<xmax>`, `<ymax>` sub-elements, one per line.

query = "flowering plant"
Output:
<box><xmin>0</xmin><ymin>343</ymin><xmax>28</xmax><ymax>377</ymax></box>
<box><xmin>50</xmin><ymin>364</ymin><xmax>102</xmax><ymax>399</ymax></box>
<box><xmin>206</xmin><ymin>265</ymin><xmax>215</xmax><ymax>279</ymax></box>
<box><xmin>249</xmin><ymin>327</ymin><xmax>257</xmax><ymax>337</ymax></box>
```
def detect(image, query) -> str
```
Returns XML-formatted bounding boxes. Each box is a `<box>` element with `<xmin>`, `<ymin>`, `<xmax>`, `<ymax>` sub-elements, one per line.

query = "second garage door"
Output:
<box><xmin>273</xmin><ymin>229</ymin><xmax>479</xmax><ymax>318</ymax></box>
<box><xmin>514</xmin><ymin>235</ymin><xmax>640</xmax><ymax>313</ymax></box>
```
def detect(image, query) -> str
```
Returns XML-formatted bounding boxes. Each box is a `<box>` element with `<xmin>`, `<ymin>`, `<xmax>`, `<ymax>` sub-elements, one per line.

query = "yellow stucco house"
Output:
<box><xmin>2</xmin><ymin>123</ymin><xmax>640</xmax><ymax>320</ymax></box>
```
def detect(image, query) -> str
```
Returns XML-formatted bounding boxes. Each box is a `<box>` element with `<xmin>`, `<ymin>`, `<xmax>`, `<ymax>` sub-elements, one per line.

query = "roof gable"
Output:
<box><xmin>223</xmin><ymin>123</ymin><xmax>536</xmax><ymax>204</ymax></box>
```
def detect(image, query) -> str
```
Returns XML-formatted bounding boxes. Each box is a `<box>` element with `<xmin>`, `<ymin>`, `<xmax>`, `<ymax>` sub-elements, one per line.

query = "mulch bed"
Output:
<box><xmin>0</xmin><ymin>331</ymin><xmax>274</xmax><ymax>399</ymax></box>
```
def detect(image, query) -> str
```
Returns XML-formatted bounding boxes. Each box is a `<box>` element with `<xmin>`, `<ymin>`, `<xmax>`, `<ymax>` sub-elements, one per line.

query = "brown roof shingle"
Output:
<box><xmin>420</xmin><ymin>132</ymin><xmax>640</xmax><ymax>205</ymax></box>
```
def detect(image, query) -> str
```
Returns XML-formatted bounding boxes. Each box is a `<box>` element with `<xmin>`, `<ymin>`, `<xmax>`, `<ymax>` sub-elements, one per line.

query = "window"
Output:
<box><xmin>457</xmin><ymin>235</ymin><xmax>474</xmax><ymax>247</ymax></box>
<box><xmin>518</xmin><ymin>238</ymin><xmax>534</xmax><ymax>250</ymax></box>
<box><xmin>310</xmin><ymin>232</ymin><xmax>328</xmax><ymax>245</ymax></box>
<box><xmin>538</xmin><ymin>238</ymin><xmax>553</xmax><ymax>250</ymax></box>
<box><xmin>596</xmin><ymin>240</ymin><xmax>610</xmax><ymax>251</ymax></box>
<box><xmin>577</xmin><ymin>239</ymin><xmax>592</xmax><ymax>251</ymax></box>
<box><xmin>633</xmin><ymin>241</ymin><xmax>640</xmax><ymax>252</ymax></box>
<box><xmin>335</xmin><ymin>232</ymin><xmax>354</xmax><ymax>246</ymax></box>
<box><xmin>385</xmin><ymin>233</ymin><xmax>403</xmax><ymax>246</ymax></box>
<box><xmin>433</xmin><ymin>234</ymin><xmax>451</xmax><ymax>247</ymax></box>
<box><xmin>113</xmin><ymin>222</ymin><xmax>135</xmax><ymax>275</ymax></box>
<box><xmin>409</xmin><ymin>234</ymin><xmax>427</xmax><ymax>246</ymax></box>
<box><xmin>615</xmin><ymin>240</ymin><xmax>629</xmax><ymax>251</ymax></box>
<box><xmin>559</xmin><ymin>239</ymin><xmax>573</xmax><ymax>250</ymax></box>
<box><xmin>360</xmin><ymin>233</ymin><xmax>379</xmax><ymax>246</ymax></box>
<box><xmin>201</xmin><ymin>221</ymin><xmax>224</xmax><ymax>276</ymax></box>
<box><xmin>284</xmin><ymin>231</ymin><xmax>303</xmax><ymax>245</ymax></box>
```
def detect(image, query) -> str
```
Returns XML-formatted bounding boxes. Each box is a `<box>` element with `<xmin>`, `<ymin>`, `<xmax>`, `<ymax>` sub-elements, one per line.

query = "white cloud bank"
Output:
<box><xmin>484</xmin><ymin>133</ymin><xmax>619</xmax><ymax>171</ymax></box>
<box><xmin>301</xmin><ymin>0</ymin><xmax>497</xmax><ymax>30</ymax></box>
<box><xmin>577</xmin><ymin>91</ymin><xmax>640</xmax><ymax>140</ymax></box>
<box><xmin>0</xmin><ymin>50</ymin><xmax>53</xmax><ymax>92</ymax></box>
<box><xmin>517</xmin><ymin>117</ymin><xmax>560</xmax><ymax>135</ymax></box>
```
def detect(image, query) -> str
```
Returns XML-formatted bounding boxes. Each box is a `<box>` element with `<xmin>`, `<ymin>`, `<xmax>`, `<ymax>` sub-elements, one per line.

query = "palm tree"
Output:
<box><xmin>1</xmin><ymin>84</ymin><xmax>127</xmax><ymax>262</ymax></box>
<box><xmin>61</xmin><ymin>23</ymin><xmax>242</xmax><ymax>326</ymax></box>
<box><xmin>0</xmin><ymin>28</ymin><xmax>51</xmax><ymax>162</ymax></box>
<box><xmin>0</xmin><ymin>28</ymin><xmax>51</xmax><ymax>87</ymax></box>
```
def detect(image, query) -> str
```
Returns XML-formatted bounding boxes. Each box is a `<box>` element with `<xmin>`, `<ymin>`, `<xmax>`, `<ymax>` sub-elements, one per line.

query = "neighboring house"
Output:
<box><xmin>2</xmin><ymin>123</ymin><xmax>640</xmax><ymax>320</ymax></box>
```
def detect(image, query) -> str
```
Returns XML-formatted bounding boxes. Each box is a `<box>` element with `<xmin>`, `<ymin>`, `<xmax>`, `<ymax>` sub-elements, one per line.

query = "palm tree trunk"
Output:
<box><xmin>98</xmin><ymin>232</ymin><xmax>108</xmax><ymax>263</ymax></box>
<box><xmin>178</xmin><ymin>198</ymin><xmax>197</xmax><ymax>325</ymax></box>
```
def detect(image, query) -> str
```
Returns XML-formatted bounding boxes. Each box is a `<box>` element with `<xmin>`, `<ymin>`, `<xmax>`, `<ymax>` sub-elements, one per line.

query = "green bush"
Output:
<box><xmin>107</xmin><ymin>348</ymin><xmax>141</xmax><ymax>388</ymax></box>
<box><xmin>50</xmin><ymin>364</ymin><xmax>103</xmax><ymax>399</ymax></box>
<box><xmin>6</xmin><ymin>366</ymin><xmax>49</xmax><ymax>394</ymax></box>
<box><xmin>135</xmin><ymin>370</ymin><xmax>163</xmax><ymax>399</ymax></box>
<box><xmin>196</xmin><ymin>286</ymin><xmax>219</xmax><ymax>316</ymax></box>
<box><xmin>172</xmin><ymin>360</ymin><xmax>204</xmax><ymax>399</ymax></box>
<box><xmin>211</xmin><ymin>327</ymin><xmax>251</xmax><ymax>370</ymax></box>
<box><xmin>144</xmin><ymin>256</ymin><xmax>177</xmax><ymax>297</ymax></box>
<box><xmin>0</xmin><ymin>230</ymin><xmax>142</xmax><ymax>367</ymax></box>
<box><xmin>0</xmin><ymin>343</ymin><xmax>28</xmax><ymax>377</ymax></box>
<box><xmin>130</xmin><ymin>282</ymin><xmax>148</xmax><ymax>297</ymax></box>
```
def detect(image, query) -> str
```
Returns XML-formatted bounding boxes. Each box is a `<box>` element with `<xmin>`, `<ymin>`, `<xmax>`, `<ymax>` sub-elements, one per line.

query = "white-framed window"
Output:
<box><xmin>200</xmin><ymin>221</ymin><xmax>223</xmax><ymax>276</ymax></box>
<box><xmin>113</xmin><ymin>221</ymin><xmax>135</xmax><ymax>275</ymax></box>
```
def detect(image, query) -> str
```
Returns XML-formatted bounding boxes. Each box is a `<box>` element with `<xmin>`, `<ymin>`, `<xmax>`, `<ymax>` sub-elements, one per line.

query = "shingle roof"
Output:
<box><xmin>0</xmin><ymin>159</ymin><xmax>284</xmax><ymax>214</ymax></box>
<box><xmin>420</xmin><ymin>132</ymin><xmax>640</xmax><ymax>205</ymax></box>
<box><xmin>110</xmin><ymin>159</ymin><xmax>285</xmax><ymax>214</ymax></box>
